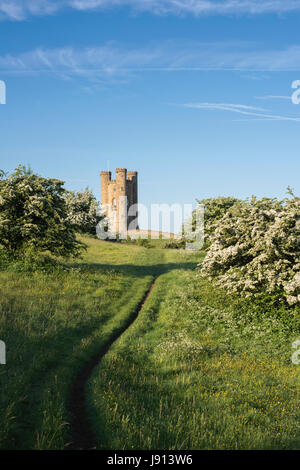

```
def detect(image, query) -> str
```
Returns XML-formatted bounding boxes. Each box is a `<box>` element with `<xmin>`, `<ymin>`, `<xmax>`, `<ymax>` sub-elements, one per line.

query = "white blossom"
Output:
<box><xmin>200</xmin><ymin>194</ymin><xmax>300</xmax><ymax>305</ymax></box>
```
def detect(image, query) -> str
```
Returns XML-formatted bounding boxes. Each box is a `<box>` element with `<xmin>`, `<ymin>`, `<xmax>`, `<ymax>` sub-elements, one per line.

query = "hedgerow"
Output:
<box><xmin>200</xmin><ymin>190</ymin><xmax>300</xmax><ymax>306</ymax></box>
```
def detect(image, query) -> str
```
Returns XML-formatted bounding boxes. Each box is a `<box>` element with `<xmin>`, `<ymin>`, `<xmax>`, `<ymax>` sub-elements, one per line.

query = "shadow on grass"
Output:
<box><xmin>0</xmin><ymin>316</ymin><xmax>110</xmax><ymax>450</ymax></box>
<box><xmin>71</xmin><ymin>262</ymin><xmax>199</xmax><ymax>278</ymax></box>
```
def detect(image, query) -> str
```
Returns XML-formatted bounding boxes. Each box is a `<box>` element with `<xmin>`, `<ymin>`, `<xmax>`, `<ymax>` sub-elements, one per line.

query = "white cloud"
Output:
<box><xmin>0</xmin><ymin>1</ymin><xmax>61</xmax><ymax>20</ymax></box>
<box><xmin>183</xmin><ymin>102</ymin><xmax>300</xmax><ymax>121</ymax></box>
<box><xmin>255</xmin><ymin>95</ymin><xmax>292</xmax><ymax>100</ymax></box>
<box><xmin>2</xmin><ymin>0</ymin><xmax>300</xmax><ymax>21</ymax></box>
<box><xmin>2</xmin><ymin>41</ymin><xmax>300</xmax><ymax>79</ymax></box>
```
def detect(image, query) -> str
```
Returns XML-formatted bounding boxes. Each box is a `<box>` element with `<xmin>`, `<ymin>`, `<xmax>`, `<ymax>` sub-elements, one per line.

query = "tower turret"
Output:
<box><xmin>100</xmin><ymin>168</ymin><xmax>138</xmax><ymax>235</ymax></box>
<box><xmin>100</xmin><ymin>171</ymin><xmax>111</xmax><ymax>206</ymax></box>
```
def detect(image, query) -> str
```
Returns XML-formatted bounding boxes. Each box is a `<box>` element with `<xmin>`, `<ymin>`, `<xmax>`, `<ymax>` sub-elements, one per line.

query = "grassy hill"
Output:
<box><xmin>0</xmin><ymin>236</ymin><xmax>299</xmax><ymax>449</ymax></box>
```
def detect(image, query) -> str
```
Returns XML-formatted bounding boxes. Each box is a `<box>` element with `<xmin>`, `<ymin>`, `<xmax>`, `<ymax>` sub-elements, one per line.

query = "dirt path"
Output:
<box><xmin>68</xmin><ymin>277</ymin><xmax>158</xmax><ymax>450</ymax></box>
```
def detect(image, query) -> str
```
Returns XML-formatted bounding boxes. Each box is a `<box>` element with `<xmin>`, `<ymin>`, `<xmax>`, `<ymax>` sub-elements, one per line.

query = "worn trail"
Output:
<box><xmin>68</xmin><ymin>277</ymin><xmax>158</xmax><ymax>450</ymax></box>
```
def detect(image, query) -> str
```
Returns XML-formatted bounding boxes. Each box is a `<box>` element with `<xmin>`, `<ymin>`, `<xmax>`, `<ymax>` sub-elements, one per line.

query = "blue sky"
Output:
<box><xmin>0</xmin><ymin>1</ymin><xmax>300</xmax><ymax>230</ymax></box>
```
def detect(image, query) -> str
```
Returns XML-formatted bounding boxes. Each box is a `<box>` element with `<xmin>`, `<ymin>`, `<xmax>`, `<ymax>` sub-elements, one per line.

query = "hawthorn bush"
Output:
<box><xmin>65</xmin><ymin>187</ymin><xmax>101</xmax><ymax>235</ymax></box>
<box><xmin>200</xmin><ymin>191</ymin><xmax>300</xmax><ymax>306</ymax></box>
<box><xmin>193</xmin><ymin>196</ymin><xmax>239</xmax><ymax>246</ymax></box>
<box><xmin>0</xmin><ymin>166</ymin><xmax>84</xmax><ymax>258</ymax></box>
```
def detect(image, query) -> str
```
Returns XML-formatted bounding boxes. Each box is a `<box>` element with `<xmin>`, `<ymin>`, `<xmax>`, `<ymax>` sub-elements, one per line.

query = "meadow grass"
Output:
<box><xmin>88</xmin><ymin>250</ymin><xmax>300</xmax><ymax>450</ymax></box>
<box><xmin>0</xmin><ymin>236</ymin><xmax>165</xmax><ymax>449</ymax></box>
<box><xmin>0</xmin><ymin>238</ymin><xmax>299</xmax><ymax>449</ymax></box>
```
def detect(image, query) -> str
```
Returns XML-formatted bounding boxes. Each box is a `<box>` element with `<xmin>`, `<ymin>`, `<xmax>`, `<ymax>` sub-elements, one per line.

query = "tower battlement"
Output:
<box><xmin>100</xmin><ymin>168</ymin><xmax>138</xmax><ymax>234</ymax></box>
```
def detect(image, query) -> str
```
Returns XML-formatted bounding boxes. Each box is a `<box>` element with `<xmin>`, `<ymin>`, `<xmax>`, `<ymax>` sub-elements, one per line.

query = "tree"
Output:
<box><xmin>65</xmin><ymin>188</ymin><xmax>102</xmax><ymax>234</ymax></box>
<box><xmin>200</xmin><ymin>193</ymin><xmax>300</xmax><ymax>305</ymax></box>
<box><xmin>192</xmin><ymin>196</ymin><xmax>239</xmax><ymax>246</ymax></box>
<box><xmin>0</xmin><ymin>165</ymin><xmax>84</xmax><ymax>257</ymax></box>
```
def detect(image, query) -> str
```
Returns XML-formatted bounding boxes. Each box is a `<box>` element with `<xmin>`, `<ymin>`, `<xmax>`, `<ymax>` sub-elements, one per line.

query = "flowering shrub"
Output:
<box><xmin>0</xmin><ymin>165</ymin><xmax>84</xmax><ymax>258</ymax></box>
<box><xmin>193</xmin><ymin>196</ymin><xmax>239</xmax><ymax>246</ymax></box>
<box><xmin>200</xmin><ymin>192</ymin><xmax>300</xmax><ymax>305</ymax></box>
<box><xmin>65</xmin><ymin>188</ymin><xmax>101</xmax><ymax>234</ymax></box>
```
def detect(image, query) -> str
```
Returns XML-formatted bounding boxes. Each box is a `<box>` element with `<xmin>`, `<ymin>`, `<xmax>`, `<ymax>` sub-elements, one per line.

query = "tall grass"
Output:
<box><xmin>1</xmin><ymin>238</ymin><xmax>299</xmax><ymax>450</ymax></box>
<box><xmin>88</xmin><ymin>251</ymin><xmax>300</xmax><ymax>450</ymax></box>
<box><xmin>0</xmin><ymin>237</ymin><xmax>164</xmax><ymax>449</ymax></box>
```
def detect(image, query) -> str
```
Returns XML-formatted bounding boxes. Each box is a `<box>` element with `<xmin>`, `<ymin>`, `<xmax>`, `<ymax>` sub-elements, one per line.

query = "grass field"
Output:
<box><xmin>88</xmin><ymin>249</ymin><xmax>300</xmax><ymax>450</ymax></box>
<box><xmin>0</xmin><ymin>236</ymin><xmax>299</xmax><ymax>449</ymax></box>
<box><xmin>0</xmin><ymin>237</ymin><xmax>164</xmax><ymax>449</ymax></box>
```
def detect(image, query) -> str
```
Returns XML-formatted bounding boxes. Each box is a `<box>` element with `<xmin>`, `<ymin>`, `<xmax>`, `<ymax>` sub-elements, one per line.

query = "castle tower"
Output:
<box><xmin>100</xmin><ymin>168</ymin><xmax>138</xmax><ymax>235</ymax></box>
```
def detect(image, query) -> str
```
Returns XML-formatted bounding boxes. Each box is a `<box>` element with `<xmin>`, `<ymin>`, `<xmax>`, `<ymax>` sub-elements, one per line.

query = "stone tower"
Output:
<box><xmin>100</xmin><ymin>168</ymin><xmax>138</xmax><ymax>234</ymax></box>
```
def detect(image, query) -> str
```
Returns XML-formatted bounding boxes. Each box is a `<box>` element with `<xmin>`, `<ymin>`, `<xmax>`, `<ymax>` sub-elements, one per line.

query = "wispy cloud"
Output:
<box><xmin>2</xmin><ymin>1</ymin><xmax>300</xmax><ymax>21</ymax></box>
<box><xmin>255</xmin><ymin>95</ymin><xmax>292</xmax><ymax>100</ymax></box>
<box><xmin>69</xmin><ymin>0</ymin><xmax>300</xmax><ymax>16</ymax></box>
<box><xmin>183</xmin><ymin>102</ymin><xmax>300</xmax><ymax>121</ymax></box>
<box><xmin>0</xmin><ymin>0</ymin><xmax>60</xmax><ymax>21</ymax></box>
<box><xmin>2</xmin><ymin>41</ymin><xmax>300</xmax><ymax>80</ymax></box>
